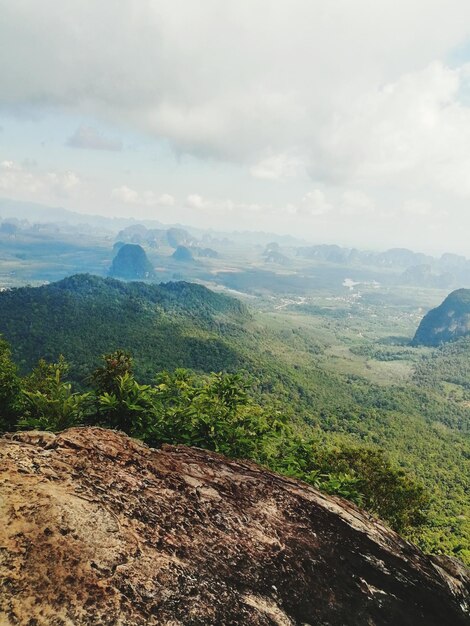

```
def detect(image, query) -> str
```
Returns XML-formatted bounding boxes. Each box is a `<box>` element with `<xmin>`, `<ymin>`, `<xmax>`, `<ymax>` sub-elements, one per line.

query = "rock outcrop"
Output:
<box><xmin>1</xmin><ymin>427</ymin><xmax>469</xmax><ymax>625</ymax></box>
<box><xmin>172</xmin><ymin>245</ymin><xmax>194</xmax><ymax>263</ymax></box>
<box><xmin>413</xmin><ymin>288</ymin><xmax>470</xmax><ymax>346</ymax></box>
<box><xmin>109</xmin><ymin>243</ymin><xmax>155</xmax><ymax>280</ymax></box>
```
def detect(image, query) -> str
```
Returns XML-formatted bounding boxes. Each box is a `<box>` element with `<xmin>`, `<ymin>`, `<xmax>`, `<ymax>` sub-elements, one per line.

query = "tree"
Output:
<box><xmin>91</xmin><ymin>350</ymin><xmax>133</xmax><ymax>395</ymax></box>
<box><xmin>20</xmin><ymin>357</ymin><xmax>92</xmax><ymax>431</ymax></box>
<box><xmin>0</xmin><ymin>337</ymin><xmax>23</xmax><ymax>431</ymax></box>
<box><xmin>320</xmin><ymin>446</ymin><xmax>430</xmax><ymax>532</ymax></box>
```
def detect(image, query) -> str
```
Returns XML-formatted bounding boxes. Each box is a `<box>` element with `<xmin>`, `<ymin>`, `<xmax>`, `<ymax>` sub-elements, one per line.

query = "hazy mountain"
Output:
<box><xmin>191</xmin><ymin>246</ymin><xmax>219</xmax><ymax>259</ymax></box>
<box><xmin>167</xmin><ymin>227</ymin><xmax>196</xmax><ymax>248</ymax></box>
<box><xmin>413</xmin><ymin>289</ymin><xmax>470</xmax><ymax>346</ymax></box>
<box><xmin>400</xmin><ymin>265</ymin><xmax>454</xmax><ymax>289</ymax></box>
<box><xmin>109</xmin><ymin>244</ymin><xmax>155</xmax><ymax>280</ymax></box>
<box><xmin>262</xmin><ymin>242</ymin><xmax>290</xmax><ymax>265</ymax></box>
<box><xmin>172</xmin><ymin>245</ymin><xmax>194</xmax><ymax>263</ymax></box>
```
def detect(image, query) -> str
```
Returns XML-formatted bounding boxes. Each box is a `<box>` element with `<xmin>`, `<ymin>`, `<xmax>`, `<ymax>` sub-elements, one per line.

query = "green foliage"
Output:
<box><xmin>269</xmin><ymin>436</ymin><xmax>364</xmax><ymax>503</ymax></box>
<box><xmin>149</xmin><ymin>370</ymin><xmax>285</xmax><ymax>461</ymax></box>
<box><xmin>19</xmin><ymin>357</ymin><xmax>92</xmax><ymax>431</ymax></box>
<box><xmin>319</xmin><ymin>447</ymin><xmax>430</xmax><ymax>532</ymax></box>
<box><xmin>0</xmin><ymin>274</ymin><xmax>247</xmax><ymax>381</ymax></box>
<box><xmin>94</xmin><ymin>365</ymin><xmax>285</xmax><ymax>462</ymax></box>
<box><xmin>91</xmin><ymin>350</ymin><xmax>133</xmax><ymax>394</ymax></box>
<box><xmin>97</xmin><ymin>372</ymin><xmax>156</xmax><ymax>436</ymax></box>
<box><xmin>0</xmin><ymin>344</ymin><xmax>431</xmax><ymax>540</ymax></box>
<box><xmin>268</xmin><ymin>436</ymin><xmax>429</xmax><ymax>531</ymax></box>
<box><xmin>0</xmin><ymin>338</ymin><xmax>22</xmax><ymax>431</ymax></box>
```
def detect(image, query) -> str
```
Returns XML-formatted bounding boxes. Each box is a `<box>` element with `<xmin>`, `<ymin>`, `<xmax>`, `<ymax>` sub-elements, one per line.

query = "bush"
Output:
<box><xmin>0</xmin><ymin>343</ymin><xmax>431</xmax><ymax>536</ymax></box>
<box><xmin>19</xmin><ymin>357</ymin><xmax>93</xmax><ymax>431</ymax></box>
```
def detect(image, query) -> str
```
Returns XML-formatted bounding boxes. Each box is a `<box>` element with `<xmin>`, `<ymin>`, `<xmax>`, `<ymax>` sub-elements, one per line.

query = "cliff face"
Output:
<box><xmin>109</xmin><ymin>243</ymin><xmax>155</xmax><ymax>280</ymax></box>
<box><xmin>413</xmin><ymin>288</ymin><xmax>470</xmax><ymax>346</ymax></box>
<box><xmin>1</xmin><ymin>428</ymin><xmax>468</xmax><ymax>626</ymax></box>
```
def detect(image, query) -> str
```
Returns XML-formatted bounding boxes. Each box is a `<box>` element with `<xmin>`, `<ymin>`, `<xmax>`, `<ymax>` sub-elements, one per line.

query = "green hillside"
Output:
<box><xmin>0</xmin><ymin>274</ymin><xmax>248</xmax><ymax>380</ymax></box>
<box><xmin>0</xmin><ymin>274</ymin><xmax>468</xmax><ymax>563</ymax></box>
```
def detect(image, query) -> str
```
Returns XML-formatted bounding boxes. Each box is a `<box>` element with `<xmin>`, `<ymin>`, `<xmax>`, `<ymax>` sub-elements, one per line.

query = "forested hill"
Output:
<box><xmin>413</xmin><ymin>288</ymin><xmax>470</xmax><ymax>346</ymax></box>
<box><xmin>0</xmin><ymin>274</ymin><xmax>248</xmax><ymax>379</ymax></box>
<box><xmin>0</xmin><ymin>273</ymin><xmax>469</xmax><ymax>563</ymax></box>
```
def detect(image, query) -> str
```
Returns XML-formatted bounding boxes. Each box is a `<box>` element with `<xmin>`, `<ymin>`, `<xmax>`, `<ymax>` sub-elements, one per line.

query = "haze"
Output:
<box><xmin>2</xmin><ymin>1</ymin><xmax>470</xmax><ymax>254</ymax></box>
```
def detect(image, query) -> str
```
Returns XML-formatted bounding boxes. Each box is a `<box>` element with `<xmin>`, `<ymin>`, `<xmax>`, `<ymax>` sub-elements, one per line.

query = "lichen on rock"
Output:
<box><xmin>0</xmin><ymin>427</ymin><xmax>469</xmax><ymax>625</ymax></box>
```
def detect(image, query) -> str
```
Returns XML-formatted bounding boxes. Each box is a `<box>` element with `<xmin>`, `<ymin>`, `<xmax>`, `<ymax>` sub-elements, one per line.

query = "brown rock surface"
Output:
<box><xmin>0</xmin><ymin>427</ymin><xmax>469</xmax><ymax>625</ymax></box>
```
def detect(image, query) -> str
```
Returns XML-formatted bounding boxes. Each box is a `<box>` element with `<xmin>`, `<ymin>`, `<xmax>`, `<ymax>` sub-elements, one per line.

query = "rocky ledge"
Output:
<box><xmin>0</xmin><ymin>427</ymin><xmax>469</xmax><ymax>625</ymax></box>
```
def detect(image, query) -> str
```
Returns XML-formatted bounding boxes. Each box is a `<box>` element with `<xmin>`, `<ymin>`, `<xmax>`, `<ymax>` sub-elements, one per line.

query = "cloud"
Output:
<box><xmin>111</xmin><ymin>186</ymin><xmax>175</xmax><ymax>207</ymax></box>
<box><xmin>186</xmin><ymin>194</ymin><xmax>206</xmax><ymax>209</ymax></box>
<box><xmin>340</xmin><ymin>191</ymin><xmax>374</xmax><ymax>216</ymax></box>
<box><xmin>299</xmin><ymin>190</ymin><xmax>332</xmax><ymax>216</ymax></box>
<box><xmin>153</xmin><ymin>193</ymin><xmax>175</xmax><ymax>207</ymax></box>
<box><xmin>3</xmin><ymin>2</ymin><xmax>470</xmax><ymax>251</ymax></box>
<box><xmin>250</xmin><ymin>153</ymin><xmax>304</xmax><ymax>180</ymax></box>
<box><xmin>111</xmin><ymin>186</ymin><xmax>139</xmax><ymax>204</ymax></box>
<box><xmin>185</xmin><ymin>193</ymin><xmax>263</xmax><ymax>216</ymax></box>
<box><xmin>3</xmin><ymin>1</ymin><xmax>470</xmax><ymax>168</ymax></box>
<box><xmin>66</xmin><ymin>125</ymin><xmax>122</xmax><ymax>151</ymax></box>
<box><xmin>0</xmin><ymin>159</ymin><xmax>80</xmax><ymax>198</ymax></box>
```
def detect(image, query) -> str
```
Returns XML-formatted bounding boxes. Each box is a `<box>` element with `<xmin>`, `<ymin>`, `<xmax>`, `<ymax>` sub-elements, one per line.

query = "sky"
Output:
<box><xmin>2</xmin><ymin>1</ymin><xmax>470</xmax><ymax>254</ymax></box>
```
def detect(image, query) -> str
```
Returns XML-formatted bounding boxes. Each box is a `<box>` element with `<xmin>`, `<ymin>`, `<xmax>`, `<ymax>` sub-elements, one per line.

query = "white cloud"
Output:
<box><xmin>0</xmin><ymin>160</ymin><xmax>19</xmax><ymax>171</ymax></box>
<box><xmin>299</xmin><ymin>190</ymin><xmax>332</xmax><ymax>216</ymax></box>
<box><xmin>3</xmin><ymin>2</ymin><xmax>470</xmax><ymax>251</ymax></box>
<box><xmin>340</xmin><ymin>191</ymin><xmax>374</xmax><ymax>216</ymax></box>
<box><xmin>66</xmin><ymin>125</ymin><xmax>122</xmax><ymax>151</ymax></box>
<box><xmin>186</xmin><ymin>194</ymin><xmax>206</xmax><ymax>209</ymax></box>
<box><xmin>111</xmin><ymin>186</ymin><xmax>139</xmax><ymax>204</ymax></box>
<box><xmin>111</xmin><ymin>186</ymin><xmax>175</xmax><ymax>207</ymax></box>
<box><xmin>3</xmin><ymin>1</ymin><xmax>470</xmax><ymax>168</ymax></box>
<box><xmin>186</xmin><ymin>193</ymin><xmax>264</xmax><ymax>216</ymax></box>
<box><xmin>155</xmin><ymin>193</ymin><xmax>176</xmax><ymax>207</ymax></box>
<box><xmin>250</xmin><ymin>153</ymin><xmax>304</xmax><ymax>180</ymax></box>
<box><xmin>0</xmin><ymin>160</ymin><xmax>80</xmax><ymax>198</ymax></box>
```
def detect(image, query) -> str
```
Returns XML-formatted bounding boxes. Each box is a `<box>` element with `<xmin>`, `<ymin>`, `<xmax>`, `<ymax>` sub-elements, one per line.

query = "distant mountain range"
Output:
<box><xmin>1</xmin><ymin>197</ymin><xmax>470</xmax><ymax>288</ymax></box>
<box><xmin>297</xmin><ymin>244</ymin><xmax>469</xmax><ymax>279</ymax></box>
<box><xmin>0</xmin><ymin>197</ymin><xmax>304</xmax><ymax>246</ymax></box>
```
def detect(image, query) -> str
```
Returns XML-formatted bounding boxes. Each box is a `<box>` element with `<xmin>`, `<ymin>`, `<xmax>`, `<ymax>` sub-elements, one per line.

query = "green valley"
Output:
<box><xmin>0</xmin><ymin>272</ymin><xmax>468</xmax><ymax>565</ymax></box>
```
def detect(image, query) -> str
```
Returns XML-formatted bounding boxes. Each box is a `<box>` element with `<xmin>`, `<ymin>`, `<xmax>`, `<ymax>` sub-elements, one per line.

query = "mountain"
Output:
<box><xmin>167</xmin><ymin>227</ymin><xmax>196</xmax><ymax>248</ymax></box>
<box><xmin>2</xmin><ymin>427</ymin><xmax>468</xmax><ymax>626</ymax></box>
<box><xmin>109</xmin><ymin>243</ymin><xmax>155</xmax><ymax>280</ymax></box>
<box><xmin>400</xmin><ymin>265</ymin><xmax>454</xmax><ymax>289</ymax></box>
<box><xmin>172</xmin><ymin>245</ymin><xmax>194</xmax><ymax>262</ymax></box>
<box><xmin>0</xmin><ymin>197</ymin><xmax>150</xmax><ymax>233</ymax></box>
<box><xmin>0</xmin><ymin>274</ymin><xmax>468</xmax><ymax>563</ymax></box>
<box><xmin>413</xmin><ymin>289</ymin><xmax>470</xmax><ymax>346</ymax></box>
<box><xmin>0</xmin><ymin>274</ymin><xmax>247</xmax><ymax>379</ymax></box>
<box><xmin>192</xmin><ymin>246</ymin><xmax>219</xmax><ymax>259</ymax></box>
<box><xmin>263</xmin><ymin>242</ymin><xmax>290</xmax><ymax>265</ymax></box>
<box><xmin>116</xmin><ymin>224</ymin><xmax>166</xmax><ymax>248</ymax></box>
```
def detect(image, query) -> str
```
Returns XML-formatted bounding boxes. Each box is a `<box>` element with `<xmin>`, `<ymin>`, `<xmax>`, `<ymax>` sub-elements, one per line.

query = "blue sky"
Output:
<box><xmin>2</xmin><ymin>1</ymin><xmax>470</xmax><ymax>254</ymax></box>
